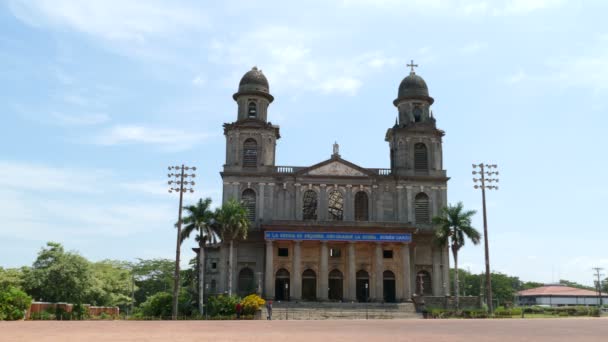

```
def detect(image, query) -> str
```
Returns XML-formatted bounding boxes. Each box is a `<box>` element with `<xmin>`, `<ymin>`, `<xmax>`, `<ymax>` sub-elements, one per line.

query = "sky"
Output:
<box><xmin>1</xmin><ymin>0</ymin><xmax>607</xmax><ymax>286</ymax></box>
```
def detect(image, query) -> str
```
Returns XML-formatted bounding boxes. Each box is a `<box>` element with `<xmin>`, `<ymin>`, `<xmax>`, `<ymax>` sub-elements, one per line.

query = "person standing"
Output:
<box><xmin>236</xmin><ymin>302</ymin><xmax>242</xmax><ymax>319</ymax></box>
<box><xmin>266</xmin><ymin>300</ymin><xmax>272</xmax><ymax>320</ymax></box>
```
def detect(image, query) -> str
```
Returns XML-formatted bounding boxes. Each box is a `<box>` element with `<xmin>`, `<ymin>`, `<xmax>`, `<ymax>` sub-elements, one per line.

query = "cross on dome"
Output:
<box><xmin>407</xmin><ymin>59</ymin><xmax>419</xmax><ymax>74</ymax></box>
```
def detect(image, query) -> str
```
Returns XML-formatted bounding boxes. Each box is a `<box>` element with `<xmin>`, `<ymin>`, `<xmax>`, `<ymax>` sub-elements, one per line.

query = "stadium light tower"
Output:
<box><xmin>472</xmin><ymin>163</ymin><xmax>499</xmax><ymax>315</ymax></box>
<box><xmin>168</xmin><ymin>164</ymin><xmax>196</xmax><ymax>320</ymax></box>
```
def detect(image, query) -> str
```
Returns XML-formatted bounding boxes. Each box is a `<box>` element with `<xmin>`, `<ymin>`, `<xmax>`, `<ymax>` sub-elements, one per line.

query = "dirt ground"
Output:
<box><xmin>2</xmin><ymin>318</ymin><xmax>608</xmax><ymax>342</ymax></box>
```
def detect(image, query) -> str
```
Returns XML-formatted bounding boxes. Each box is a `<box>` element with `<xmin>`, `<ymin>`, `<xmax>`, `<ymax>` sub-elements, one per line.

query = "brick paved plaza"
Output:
<box><xmin>2</xmin><ymin>318</ymin><xmax>607</xmax><ymax>342</ymax></box>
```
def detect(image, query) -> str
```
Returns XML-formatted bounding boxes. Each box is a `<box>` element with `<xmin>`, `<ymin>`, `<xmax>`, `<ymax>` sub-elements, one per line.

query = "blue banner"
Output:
<box><xmin>264</xmin><ymin>231</ymin><xmax>411</xmax><ymax>242</ymax></box>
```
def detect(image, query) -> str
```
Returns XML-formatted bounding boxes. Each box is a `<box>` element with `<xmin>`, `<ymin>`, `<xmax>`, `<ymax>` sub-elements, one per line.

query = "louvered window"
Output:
<box><xmin>243</xmin><ymin>139</ymin><xmax>257</xmax><ymax>168</ymax></box>
<box><xmin>248</xmin><ymin>102</ymin><xmax>257</xmax><ymax>118</ymax></box>
<box><xmin>328</xmin><ymin>190</ymin><xmax>344</xmax><ymax>221</ymax></box>
<box><xmin>415</xmin><ymin>192</ymin><xmax>430</xmax><ymax>224</ymax></box>
<box><xmin>354</xmin><ymin>191</ymin><xmax>369</xmax><ymax>221</ymax></box>
<box><xmin>414</xmin><ymin>143</ymin><xmax>428</xmax><ymax>173</ymax></box>
<box><xmin>302</xmin><ymin>190</ymin><xmax>318</xmax><ymax>220</ymax></box>
<box><xmin>241</xmin><ymin>189</ymin><xmax>256</xmax><ymax>221</ymax></box>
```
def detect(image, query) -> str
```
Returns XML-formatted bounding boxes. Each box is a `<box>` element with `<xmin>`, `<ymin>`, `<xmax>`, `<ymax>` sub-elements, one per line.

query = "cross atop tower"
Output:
<box><xmin>407</xmin><ymin>59</ymin><xmax>419</xmax><ymax>74</ymax></box>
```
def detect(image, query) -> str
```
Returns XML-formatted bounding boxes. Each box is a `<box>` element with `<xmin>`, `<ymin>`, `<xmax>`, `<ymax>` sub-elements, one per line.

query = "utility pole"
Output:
<box><xmin>592</xmin><ymin>267</ymin><xmax>605</xmax><ymax>306</ymax></box>
<box><xmin>168</xmin><ymin>165</ymin><xmax>196</xmax><ymax>320</ymax></box>
<box><xmin>472</xmin><ymin>163</ymin><xmax>499</xmax><ymax>315</ymax></box>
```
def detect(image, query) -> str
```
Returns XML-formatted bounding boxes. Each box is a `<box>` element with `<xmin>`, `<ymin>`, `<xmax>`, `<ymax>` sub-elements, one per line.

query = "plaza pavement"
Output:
<box><xmin>1</xmin><ymin>318</ymin><xmax>607</xmax><ymax>342</ymax></box>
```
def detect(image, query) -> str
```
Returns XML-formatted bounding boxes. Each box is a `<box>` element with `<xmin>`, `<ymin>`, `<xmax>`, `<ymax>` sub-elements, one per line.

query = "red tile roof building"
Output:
<box><xmin>517</xmin><ymin>284</ymin><xmax>607</xmax><ymax>306</ymax></box>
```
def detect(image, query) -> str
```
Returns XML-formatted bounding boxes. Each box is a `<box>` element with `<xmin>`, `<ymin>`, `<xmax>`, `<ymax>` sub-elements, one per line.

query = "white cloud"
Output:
<box><xmin>460</xmin><ymin>42</ymin><xmax>487</xmax><ymax>55</ymax></box>
<box><xmin>93</xmin><ymin>124</ymin><xmax>213</xmax><ymax>151</ymax></box>
<box><xmin>318</xmin><ymin>77</ymin><xmax>363</xmax><ymax>96</ymax></box>
<box><xmin>337</xmin><ymin>0</ymin><xmax>563</xmax><ymax>15</ymax></box>
<box><xmin>51</xmin><ymin>112</ymin><xmax>110</xmax><ymax>125</ymax></box>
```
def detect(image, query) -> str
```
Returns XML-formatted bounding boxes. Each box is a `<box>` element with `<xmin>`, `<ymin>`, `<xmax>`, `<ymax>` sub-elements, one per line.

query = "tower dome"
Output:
<box><xmin>393</xmin><ymin>63</ymin><xmax>434</xmax><ymax>106</ymax></box>
<box><xmin>233</xmin><ymin>66</ymin><xmax>273</xmax><ymax>102</ymax></box>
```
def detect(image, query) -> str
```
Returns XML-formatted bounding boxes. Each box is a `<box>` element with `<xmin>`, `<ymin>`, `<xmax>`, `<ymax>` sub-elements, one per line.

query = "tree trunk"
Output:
<box><xmin>452</xmin><ymin>245</ymin><xmax>460</xmax><ymax>312</ymax></box>
<box><xmin>228</xmin><ymin>239</ymin><xmax>234</xmax><ymax>295</ymax></box>
<box><xmin>198</xmin><ymin>240</ymin><xmax>205</xmax><ymax>316</ymax></box>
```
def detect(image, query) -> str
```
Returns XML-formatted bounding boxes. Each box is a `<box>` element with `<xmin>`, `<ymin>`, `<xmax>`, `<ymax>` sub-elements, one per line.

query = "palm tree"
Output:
<box><xmin>215</xmin><ymin>199</ymin><xmax>251</xmax><ymax>295</ymax></box>
<box><xmin>433</xmin><ymin>202</ymin><xmax>481</xmax><ymax>312</ymax></box>
<box><xmin>180</xmin><ymin>198</ymin><xmax>220</xmax><ymax>315</ymax></box>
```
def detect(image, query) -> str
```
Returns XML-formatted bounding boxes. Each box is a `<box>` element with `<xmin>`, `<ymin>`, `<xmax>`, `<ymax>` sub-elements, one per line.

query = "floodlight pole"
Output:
<box><xmin>168</xmin><ymin>164</ymin><xmax>196</xmax><ymax>320</ymax></box>
<box><xmin>593</xmin><ymin>267</ymin><xmax>605</xmax><ymax>306</ymax></box>
<box><xmin>473</xmin><ymin>163</ymin><xmax>499</xmax><ymax>315</ymax></box>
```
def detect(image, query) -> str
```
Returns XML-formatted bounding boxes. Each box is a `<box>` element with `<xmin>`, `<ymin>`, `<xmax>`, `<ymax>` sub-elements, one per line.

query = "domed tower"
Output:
<box><xmin>385</xmin><ymin>61</ymin><xmax>445</xmax><ymax>176</ymax></box>
<box><xmin>223</xmin><ymin>67</ymin><xmax>280</xmax><ymax>172</ymax></box>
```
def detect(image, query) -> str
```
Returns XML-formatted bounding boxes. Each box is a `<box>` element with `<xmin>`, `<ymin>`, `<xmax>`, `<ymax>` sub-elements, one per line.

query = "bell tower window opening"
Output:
<box><xmin>248</xmin><ymin>101</ymin><xmax>257</xmax><ymax>118</ymax></box>
<box><xmin>415</xmin><ymin>192</ymin><xmax>430</xmax><ymax>224</ymax></box>
<box><xmin>414</xmin><ymin>143</ymin><xmax>428</xmax><ymax>173</ymax></box>
<box><xmin>328</xmin><ymin>190</ymin><xmax>344</xmax><ymax>221</ymax></box>
<box><xmin>413</xmin><ymin>106</ymin><xmax>422</xmax><ymax>122</ymax></box>
<box><xmin>243</xmin><ymin>138</ymin><xmax>258</xmax><ymax>168</ymax></box>
<box><xmin>241</xmin><ymin>189</ymin><xmax>256</xmax><ymax>221</ymax></box>
<box><xmin>354</xmin><ymin>191</ymin><xmax>369</xmax><ymax>221</ymax></box>
<box><xmin>302</xmin><ymin>190</ymin><xmax>318</xmax><ymax>220</ymax></box>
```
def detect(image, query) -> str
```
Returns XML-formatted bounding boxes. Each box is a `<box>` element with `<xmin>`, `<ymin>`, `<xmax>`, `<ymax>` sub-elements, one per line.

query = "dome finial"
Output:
<box><xmin>407</xmin><ymin>59</ymin><xmax>419</xmax><ymax>75</ymax></box>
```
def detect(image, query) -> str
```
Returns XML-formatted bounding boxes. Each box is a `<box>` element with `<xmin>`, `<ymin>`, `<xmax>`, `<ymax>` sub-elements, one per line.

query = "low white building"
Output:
<box><xmin>517</xmin><ymin>284</ymin><xmax>608</xmax><ymax>307</ymax></box>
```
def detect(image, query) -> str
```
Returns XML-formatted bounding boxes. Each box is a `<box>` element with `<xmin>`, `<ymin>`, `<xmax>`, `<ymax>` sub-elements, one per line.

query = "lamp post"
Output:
<box><xmin>365</xmin><ymin>282</ymin><xmax>369</xmax><ymax>319</ymax></box>
<box><xmin>593</xmin><ymin>267</ymin><xmax>605</xmax><ymax>307</ymax></box>
<box><xmin>472</xmin><ymin>163</ymin><xmax>499</xmax><ymax>315</ymax></box>
<box><xmin>168</xmin><ymin>165</ymin><xmax>196</xmax><ymax>320</ymax></box>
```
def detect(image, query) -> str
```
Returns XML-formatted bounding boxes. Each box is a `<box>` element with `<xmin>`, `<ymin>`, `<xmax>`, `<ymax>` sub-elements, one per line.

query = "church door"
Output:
<box><xmin>383</xmin><ymin>271</ymin><xmax>396</xmax><ymax>303</ymax></box>
<box><xmin>356</xmin><ymin>270</ymin><xmax>370</xmax><ymax>302</ymax></box>
<box><xmin>301</xmin><ymin>269</ymin><xmax>317</xmax><ymax>301</ymax></box>
<box><xmin>328</xmin><ymin>269</ymin><xmax>343</xmax><ymax>301</ymax></box>
<box><xmin>275</xmin><ymin>268</ymin><xmax>290</xmax><ymax>301</ymax></box>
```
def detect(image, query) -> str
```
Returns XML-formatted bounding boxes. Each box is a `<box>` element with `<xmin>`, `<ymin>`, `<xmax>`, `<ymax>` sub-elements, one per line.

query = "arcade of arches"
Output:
<box><xmin>261</xmin><ymin>239</ymin><xmax>440</xmax><ymax>302</ymax></box>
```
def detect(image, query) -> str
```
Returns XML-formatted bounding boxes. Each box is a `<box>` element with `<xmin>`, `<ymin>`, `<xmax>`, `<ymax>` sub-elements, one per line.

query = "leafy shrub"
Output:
<box><xmin>0</xmin><ymin>286</ymin><xmax>32</xmax><ymax>321</ymax></box>
<box><xmin>207</xmin><ymin>295</ymin><xmax>240</xmax><ymax>317</ymax></box>
<box><xmin>240</xmin><ymin>294</ymin><xmax>265</xmax><ymax>315</ymax></box>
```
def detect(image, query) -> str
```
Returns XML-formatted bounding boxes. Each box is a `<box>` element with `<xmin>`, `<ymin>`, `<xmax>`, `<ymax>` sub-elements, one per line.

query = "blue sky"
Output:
<box><xmin>1</xmin><ymin>0</ymin><xmax>607</xmax><ymax>286</ymax></box>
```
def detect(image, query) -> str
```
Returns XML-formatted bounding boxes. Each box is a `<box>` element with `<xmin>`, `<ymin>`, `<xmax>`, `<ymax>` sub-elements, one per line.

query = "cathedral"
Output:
<box><xmin>204</xmin><ymin>64</ymin><xmax>450</xmax><ymax>302</ymax></box>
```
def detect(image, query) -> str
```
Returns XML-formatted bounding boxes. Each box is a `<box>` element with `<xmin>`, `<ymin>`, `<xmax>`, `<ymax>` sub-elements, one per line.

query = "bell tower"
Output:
<box><xmin>385</xmin><ymin>61</ymin><xmax>445</xmax><ymax>176</ymax></box>
<box><xmin>223</xmin><ymin>67</ymin><xmax>280</xmax><ymax>173</ymax></box>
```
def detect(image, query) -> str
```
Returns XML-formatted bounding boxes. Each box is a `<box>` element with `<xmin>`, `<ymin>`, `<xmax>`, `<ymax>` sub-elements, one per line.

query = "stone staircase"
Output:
<box><xmin>264</xmin><ymin>302</ymin><xmax>420</xmax><ymax>320</ymax></box>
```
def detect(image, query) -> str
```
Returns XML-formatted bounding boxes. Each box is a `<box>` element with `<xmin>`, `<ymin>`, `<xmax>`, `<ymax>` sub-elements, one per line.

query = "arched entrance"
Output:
<box><xmin>237</xmin><ymin>267</ymin><xmax>255</xmax><ymax>296</ymax></box>
<box><xmin>416</xmin><ymin>270</ymin><xmax>432</xmax><ymax>296</ymax></box>
<box><xmin>356</xmin><ymin>270</ymin><xmax>370</xmax><ymax>302</ymax></box>
<box><xmin>301</xmin><ymin>269</ymin><xmax>316</xmax><ymax>301</ymax></box>
<box><xmin>275</xmin><ymin>268</ymin><xmax>290</xmax><ymax>301</ymax></box>
<box><xmin>383</xmin><ymin>270</ymin><xmax>396</xmax><ymax>303</ymax></box>
<box><xmin>328</xmin><ymin>269</ymin><xmax>343</xmax><ymax>301</ymax></box>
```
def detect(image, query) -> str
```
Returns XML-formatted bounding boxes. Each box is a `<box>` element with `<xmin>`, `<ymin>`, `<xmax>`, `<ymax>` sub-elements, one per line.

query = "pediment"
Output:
<box><xmin>305</xmin><ymin>160</ymin><xmax>368</xmax><ymax>177</ymax></box>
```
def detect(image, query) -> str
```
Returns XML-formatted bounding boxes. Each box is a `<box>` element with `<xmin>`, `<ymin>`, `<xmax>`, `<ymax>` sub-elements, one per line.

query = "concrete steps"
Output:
<box><xmin>265</xmin><ymin>302</ymin><xmax>420</xmax><ymax>320</ymax></box>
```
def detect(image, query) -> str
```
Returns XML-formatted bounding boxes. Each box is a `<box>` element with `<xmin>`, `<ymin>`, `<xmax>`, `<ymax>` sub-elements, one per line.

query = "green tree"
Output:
<box><xmin>559</xmin><ymin>279</ymin><xmax>595</xmax><ymax>291</ymax></box>
<box><xmin>180</xmin><ymin>198</ymin><xmax>219</xmax><ymax>315</ymax></box>
<box><xmin>22</xmin><ymin>242</ymin><xmax>93</xmax><ymax>304</ymax></box>
<box><xmin>521</xmin><ymin>281</ymin><xmax>544</xmax><ymax>290</ymax></box>
<box><xmin>215</xmin><ymin>199</ymin><xmax>251</xmax><ymax>295</ymax></box>
<box><xmin>433</xmin><ymin>202</ymin><xmax>481</xmax><ymax>312</ymax></box>
<box><xmin>89</xmin><ymin>260</ymin><xmax>134</xmax><ymax>308</ymax></box>
<box><xmin>0</xmin><ymin>267</ymin><xmax>27</xmax><ymax>290</ymax></box>
<box><xmin>0</xmin><ymin>286</ymin><xmax>32</xmax><ymax>320</ymax></box>
<box><xmin>130</xmin><ymin>259</ymin><xmax>175</xmax><ymax>305</ymax></box>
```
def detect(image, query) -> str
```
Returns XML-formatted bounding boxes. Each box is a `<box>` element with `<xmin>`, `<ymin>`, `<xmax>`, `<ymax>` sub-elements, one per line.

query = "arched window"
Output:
<box><xmin>241</xmin><ymin>189</ymin><xmax>256</xmax><ymax>221</ymax></box>
<box><xmin>238</xmin><ymin>267</ymin><xmax>255</xmax><ymax>295</ymax></box>
<box><xmin>354</xmin><ymin>191</ymin><xmax>369</xmax><ymax>221</ymax></box>
<box><xmin>328</xmin><ymin>190</ymin><xmax>344</xmax><ymax>221</ymax></box>
<box><xmin>248</xmin><ymin>101</ymin><xmax>257</xmax><ymax>118</ymax></box>
<box><xmin>302</xmin><ymin>190</ymin><xmax>318</xmax><ymax>220</ymax></box>
<box><xmin>415</xmin><ymin>193</ymin><xmax>430</xmax><ymax>224</ymax></box>
<box><xmin>416</xmin><ymin>270</ymin><xmax>432</xmax><ymax>296</ymax></box>
<box><xmin>243</xmin><ymin>139</ymin><xmax>257</xmax><ymax>168</ymax></box>
<box><xmin>414</xmin><ymin>143</ymin><xmax>428</xmax><ymax>173</ymax></box>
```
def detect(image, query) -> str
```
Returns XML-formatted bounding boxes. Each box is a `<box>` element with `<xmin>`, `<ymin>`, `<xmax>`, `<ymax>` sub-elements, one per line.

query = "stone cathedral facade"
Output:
<box><xmin>203</xmin><ymin>65</ymin><xmax>450</xmax><ymax>302</ymax></box>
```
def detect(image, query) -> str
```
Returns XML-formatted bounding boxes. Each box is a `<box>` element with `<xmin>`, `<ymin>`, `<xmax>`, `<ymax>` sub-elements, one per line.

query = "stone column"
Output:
<box><xmin>396</xmin><ymin>185</ymin><xmax>405</xmax><ymax>222</ymax></box>
<box><xmin>432</xmin><ymin>248</ymin><xmax>442</xmax><ymax>296</ymax></box>
<box><xmin>267</xmin><ymin>183</ymin><xmax>275</xmax><ymax>221</ymax></box>
<box><xmin>319</xmin><ymin>242</ymin><xmax>328</xmax><ymax>300</ymax></box>
<box><xmin>374</xmin><ymin>243</ymin><xmax>383</xmax><ymax>302</ymax></box>
<box><xmin>348</xmin><ymin>242</ymin><xmax>356</xmax><ymax>301</ymax></box>
<box><xmin>401</xmin><ymin>243</ymin><xmax>411</xmax><ymax>301</ymax></box>
<box><xmin>411</xmin><ymin>244</ymin><xmax>417</xmax><ymax>294</ymax></box>
<box><xmin>295</xmin><ymin>183</ymin><xmax>302</xmax><ymax>220</ymax></box>
<box><xmin>259</xmin><ymin>183</ymin><xmax>265</xmax><ymax>221</ymax></box>
<box><xmin>406</xmin><ymin>186</ymin><xmax>413</xmax><ymax>223</ymax></box>
<box><xmin>442</xmin><ymin>246</ymin><xmax>450</xmax><ymax>296</ymax></box>
<box><xmin>345</xmin><ymin>185</ymin><xmax>353</xmax><ymax>221</ymax></box>
<box><xmin>292</xmin><ymin>241</ymin><xmax>302</xmax><ymax>300</ymax></box>
<box><xmin>265</xmin><ymin>240</ymin><xmax>274</xmax><ymax>299</ymax></box>
<box><xmin>319</xmin><ymin>184</ymin><xmax>327</xmax><ymax>221</ymax></box>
